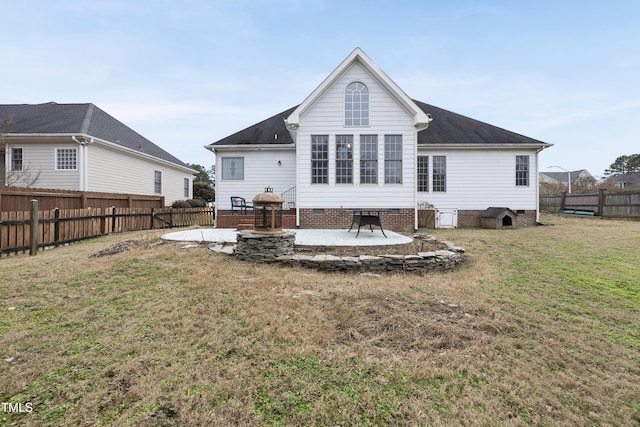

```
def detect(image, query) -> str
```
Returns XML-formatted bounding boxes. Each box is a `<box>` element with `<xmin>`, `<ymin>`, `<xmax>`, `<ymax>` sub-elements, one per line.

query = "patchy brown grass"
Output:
<box><xmin>0</xmin><ymin>214</ymin><xmax>639</xmax><ymax>426</ymax></box>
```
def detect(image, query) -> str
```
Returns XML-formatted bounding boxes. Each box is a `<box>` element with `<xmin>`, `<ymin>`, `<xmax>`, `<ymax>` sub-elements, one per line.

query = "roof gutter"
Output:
<box><xmin>206</xmin><ymin>143</ymin><xmax>296</xmax><ymax>153</ymax></box>
<box><xmin>417</xmin><ymin>142</ymin><xmax>553</xmax><ymax>150</ymax></box>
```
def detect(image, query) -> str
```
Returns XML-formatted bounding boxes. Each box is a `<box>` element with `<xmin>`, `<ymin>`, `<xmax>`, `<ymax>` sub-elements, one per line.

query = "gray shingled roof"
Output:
<box><xmin>0</xmin><ymin>102</ymin><xmax>190</xmax><ymax>168</ymax></box>
<box><xmin>540</xmin><ymin>170</ymin><xmax>587</xmax><ymax>183</ymax></box>
<box><xmin>208</xmin><ymin>101</ymin><xmax>548</xmax><ymax>147</ymax></box>
<box><xmin>209</xmin><ymin>106</ymin><xmax>297</xmax><ymax>147</ymax></box>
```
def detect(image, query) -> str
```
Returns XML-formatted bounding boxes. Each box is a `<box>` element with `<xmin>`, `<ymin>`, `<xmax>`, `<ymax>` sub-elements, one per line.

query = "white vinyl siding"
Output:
<box><xmin>417</xmin><ymin>149</ymin><xmax>540</xmax><ymax>210</ymax></box>
<box><xmin>87</xmin><ymin>143</ymin><xmax>193</xmax><ymax>205</ymax></box>
<box><xmin>296</xmin><ymin>61</ymin><xmax>417</xmax><ymax>209</ymax></box>
<box><xmin>215</xmin><ymin>149</ymin><xmax>296</xmax><ymax>211</ymax></box>
<box><xmin>8</xmin><ymin>142</ymin><xmax>80</xmax><ymax>189</ymax></box>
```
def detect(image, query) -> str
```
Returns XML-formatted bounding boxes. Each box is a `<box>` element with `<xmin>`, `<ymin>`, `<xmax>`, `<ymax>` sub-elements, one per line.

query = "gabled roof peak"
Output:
<box><xmin>284</xmin><ymin>48</ymin><xmax>432</xmax><ymax>134</ymax></box>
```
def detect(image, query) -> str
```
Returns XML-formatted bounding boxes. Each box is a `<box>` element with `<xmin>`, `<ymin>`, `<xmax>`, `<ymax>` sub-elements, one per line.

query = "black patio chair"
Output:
<box><xmin>230</xmin><ymin>196</ymin><xmax>253</xmax><ymax>215</ymax></box>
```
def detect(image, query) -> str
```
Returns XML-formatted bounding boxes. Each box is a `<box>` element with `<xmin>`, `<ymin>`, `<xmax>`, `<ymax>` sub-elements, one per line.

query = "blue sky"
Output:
<box><xmin>2</xmin><ymin>0</ymin><xmax>639</xmax><ymax>178</ymax></box>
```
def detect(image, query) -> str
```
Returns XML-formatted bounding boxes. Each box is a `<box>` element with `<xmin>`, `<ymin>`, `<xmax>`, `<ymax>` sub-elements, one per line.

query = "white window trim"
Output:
<box><xmin>154</xmin><ymin>170</ymin><xmax>162</xmax><ymax>194</ymax></box>
<box><xmin>54</xmin><ymin>147</ymin><xmax>78</xmax><ymax>171</ymax></box>
<box><xmin>10</xmin><ymin>147</ymin><xmax>24</xmax><ymax>172</ymax></box>
<box><xmin>344</xmin><ymin>81</ymin><xmax>370</xmax><ymax>127</ymax></box>
<box><xmin>221</xmin><ymin>157</ymin><xmax>245</xmax><ymax>181</ymax></box>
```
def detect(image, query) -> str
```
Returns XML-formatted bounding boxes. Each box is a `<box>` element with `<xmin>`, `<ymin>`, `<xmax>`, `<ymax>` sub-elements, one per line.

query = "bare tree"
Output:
<box><xmin>1</xmin><ymin>115</ymin><xmax>41</xmax><ymax>187</ymax></box>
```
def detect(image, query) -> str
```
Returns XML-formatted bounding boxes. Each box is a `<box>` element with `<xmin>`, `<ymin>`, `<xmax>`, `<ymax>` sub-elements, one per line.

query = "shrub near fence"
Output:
<box><xmin>0</xmin><ymin>203</ymin><xmax>215</xmax><ymax>256</ymax></box>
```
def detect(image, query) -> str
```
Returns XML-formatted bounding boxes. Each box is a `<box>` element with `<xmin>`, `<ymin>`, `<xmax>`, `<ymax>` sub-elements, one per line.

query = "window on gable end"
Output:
<box><xmin>311</xmin><ymin>135</ymin><xmax>329</xmax><ymax>184</ymax></box>
<box><xmin>345</xmin><ymin>82</ymin><xmax>369</xmax><ymax>126</ymax></box>
<box><xmin>360</xmin><ymin>135</ymin><xmax>378</xmax><ymax>184</ymax></box>
<box><xmin>384</xmin><ymin>135</ymin><xmax>402</xmax><ymax>184</ymax></box>
<box><xmin>335</xmin><ymin>135</ymin><xmax>353</xmax><ymax>184</ymax></box>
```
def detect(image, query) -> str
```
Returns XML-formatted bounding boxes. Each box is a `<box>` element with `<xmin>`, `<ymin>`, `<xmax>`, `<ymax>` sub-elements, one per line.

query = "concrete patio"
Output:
<box><xmin>162</xmin><ymin>228</ymin><xmax>413</xmax><ymax>247</ymax></box>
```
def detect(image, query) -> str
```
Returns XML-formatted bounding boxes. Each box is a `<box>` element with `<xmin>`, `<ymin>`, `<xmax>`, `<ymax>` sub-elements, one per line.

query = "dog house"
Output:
<box><xmin>480</xmin><ymin>207</ymin><xmax>518</xmax><ymax>229</ymax></box>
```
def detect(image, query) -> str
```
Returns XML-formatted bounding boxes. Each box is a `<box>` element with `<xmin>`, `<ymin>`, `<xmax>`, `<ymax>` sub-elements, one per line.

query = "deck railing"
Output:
<box><xmin>281</xmin><ymin>186</ymin><xmax>296</xmax><ymax>210</ymax></box>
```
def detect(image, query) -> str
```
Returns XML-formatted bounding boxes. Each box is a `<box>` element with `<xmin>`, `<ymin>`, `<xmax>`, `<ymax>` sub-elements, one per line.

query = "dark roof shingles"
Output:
<box><xmin>209</xmin><ymin>101</ymin><xmax>547</xmax><ymax>147</ymax></box>
<box><xmin>0</xmin><ymin>103</ymin><xmax>189</xmax><ymax>168</ymax></box>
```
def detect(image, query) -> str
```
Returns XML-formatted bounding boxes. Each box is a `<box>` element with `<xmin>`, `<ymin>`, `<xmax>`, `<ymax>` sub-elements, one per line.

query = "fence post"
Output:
<box><xmin>598</xmin><ymin>189</ymin><xmax>605</xmax><ymax>216</ymax></box>
<box><xmin>151</xmin><ymin>208</ymin><xmax>155</xmax><ymax>230</ymax></box>
<box><xmin>170</xmin><ymin>207</ymin><xmax>174</xmax><ymax>228</ymax></box>
<box><xmin>560</xmin><ymin>191</ymin><xmax>567</xmax><ymax>211</ymax></box>
<box><xmin>111</xmin><ymin>206</ymin><xmax>116</xmax><ymax>233</ymax></box>
<box><xmin>30</xmin><ymin>199</ymin><xmax>39</xmax><ymax>256</ymax></box>
<box><xmin>54</xmin><ymin>208</ymin><xmax>60</xmax><ymax>247</ymax></box>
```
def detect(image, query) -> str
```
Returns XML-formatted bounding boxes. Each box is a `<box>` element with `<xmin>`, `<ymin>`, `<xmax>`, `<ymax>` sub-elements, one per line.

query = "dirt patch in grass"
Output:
<box><xmin>88</xmin><ymin>240</ymin><xmax>139</xmax><ymax>258</ymax></box>
<box><xmin>333</xmin><ymin>291</ymin><xmax>502</xmax><ymax>352</ymax></box>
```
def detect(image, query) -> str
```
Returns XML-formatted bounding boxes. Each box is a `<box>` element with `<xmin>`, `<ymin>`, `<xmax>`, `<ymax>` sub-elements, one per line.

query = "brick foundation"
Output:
<box><xmin>299</xmin><ymin>208</ymin><xmax>415</xmax><ymax>233</ymax></box>
<box><xmin>217</xmin><ymin>209</ymin><xmax>538</xmax><ymax>231</ymax></box>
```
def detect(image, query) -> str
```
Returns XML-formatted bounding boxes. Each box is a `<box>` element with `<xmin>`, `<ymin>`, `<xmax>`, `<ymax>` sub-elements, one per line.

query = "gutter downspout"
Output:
<box><xmin>72</xmin><ymin>135</ymin><xmax>94</xmax><ymax>191</ymax></box>
<box><xmin>414</xmin><ymin>115</ymin><xmax>433</xmax><ymax>231</ymax></box>
<box><xmin>535</xmin><ymin>146</ymin><xmax>546</xmax><ymax>223</ymax></box>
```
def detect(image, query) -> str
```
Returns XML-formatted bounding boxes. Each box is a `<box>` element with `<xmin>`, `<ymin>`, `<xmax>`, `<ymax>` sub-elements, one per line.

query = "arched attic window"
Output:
<box><xmin>345</xmin><ymin>81</ymin><xmax>369</xmax><ymax>126</ymax></box>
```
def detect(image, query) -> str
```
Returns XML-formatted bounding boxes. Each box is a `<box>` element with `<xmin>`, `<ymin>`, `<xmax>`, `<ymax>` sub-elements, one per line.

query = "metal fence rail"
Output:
<box><xmin>0</xmin><ymin>202</ymin><xmax>215</xmax><ymax>256</ymax></box>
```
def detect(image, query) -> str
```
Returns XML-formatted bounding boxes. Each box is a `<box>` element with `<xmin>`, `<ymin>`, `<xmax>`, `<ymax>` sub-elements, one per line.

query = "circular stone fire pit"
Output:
<box><xmin>234</xmin><ymin>230</ymin><xmax>296</xmax><ymax>262</ymax></box>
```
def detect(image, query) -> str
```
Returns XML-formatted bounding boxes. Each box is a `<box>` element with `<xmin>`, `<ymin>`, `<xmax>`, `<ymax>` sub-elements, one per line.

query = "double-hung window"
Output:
<box><xmin>360</xmin><ymin>135</ymin><xmax>378</xmax><ymax>184</ymax></box>
<box><xmin>335</xmin><ymin>135</ymin><xmax>353</xmax><ymax>184</ymax></box>
<box><xmin>417</xmin><ymin>155</ymin><xmax>429</xmax><ymax>192</ymax></box>
<box><xmin>311</xmin><ymin>135</ymin><xmax>329</xmax><ymax>184</ymax></box>
<box><xmin>10</xmin><ymin>147</ymin><xmax>23</xmax><ymax>171</ymax></box>
<box><xmin>433</xmin><ymin>156</ymin><xmax>446</xmax><ymax>192</ymax></box>
<box><xmin>56</xmin><ymin>148</ymin><xmax>77</xmax><ymax>170</ymax></box>
<box><xmin>183</xmin><ymin>178</ymin><xmax>190</xmax><ymax>198</ymax></box>
<box><xmin>384</xmin><ymin>135</ymin><xmax>402</xmax><ymax>184</ymax></box>
<box><xmin>345</xmin><ymin>82</ymin><xmax>369</xmax><ymax>126</ymax></box>
<box><xmin>516</xmin><ymin>155</ymin><xmax>529</xmax><ymax>186</ymax></box>
<box><xmin>154</xmin><ymin>170</ymin><xmax>162</xmax><ymax>194</ymax></box>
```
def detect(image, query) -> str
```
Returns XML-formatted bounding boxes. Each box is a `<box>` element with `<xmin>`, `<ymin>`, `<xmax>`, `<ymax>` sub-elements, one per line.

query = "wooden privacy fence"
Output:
<box><xmin>0</xmin><ymin>201</ymin><xmax>215</xmax><ymax>256</ymax></box>
<box><xmin>0</xmin><ymin>186</ymin><xmax>165</xmax><ymax>211</ymax></box>
<box><xmin>540</xmin><ymin>189</ymin><xmax>640</xmax><ymax>219</ymax></box>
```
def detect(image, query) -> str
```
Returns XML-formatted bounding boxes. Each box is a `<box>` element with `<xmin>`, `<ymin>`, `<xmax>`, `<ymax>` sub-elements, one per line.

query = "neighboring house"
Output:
<box><xmin>609</xmin><ymin>172</ymin><xmax>640</xmax><ymax>190</ymax></box>
<box><xmin>1</xmin><ymin>102</ymin><xmax>195</xmax><ymax>205</ymax></box>
<box><xmin>206</xmin><ymin>48</ymin><xmax>552</xmax><ymax>230</ymax></box>
<box><xmin>539</xmin><ymin>169</ymin><xmax>595</xmax><ymax>193</ymax></box>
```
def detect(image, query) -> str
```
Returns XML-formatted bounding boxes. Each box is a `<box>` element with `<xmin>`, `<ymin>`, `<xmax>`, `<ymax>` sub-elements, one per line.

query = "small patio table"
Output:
<box><xmin>348</xmin><ymin>209</ymin><xmax>392</xmax><ymax>238</ymax></box>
